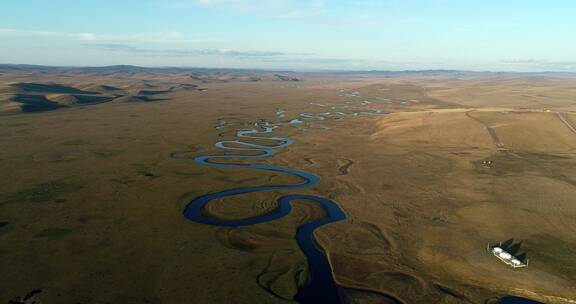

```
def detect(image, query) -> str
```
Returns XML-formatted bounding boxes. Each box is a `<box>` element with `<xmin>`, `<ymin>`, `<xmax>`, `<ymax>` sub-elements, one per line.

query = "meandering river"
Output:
<box><xmin>182</xmin><ymin>107</ymin><xmax>383</xmax><ymax>303</ymax></box>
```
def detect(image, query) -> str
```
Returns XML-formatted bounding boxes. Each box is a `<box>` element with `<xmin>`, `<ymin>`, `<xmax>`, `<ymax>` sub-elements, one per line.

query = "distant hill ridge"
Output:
<box><xmin>0</xmin><ymin>64</ymin><xmax>473</xmax><ymax>75</ymax></box>
<box><xmin>2</xmin><ymin>63</ymin><xmax>576</xmax><ymax>76</ymax></box>
<box><xmin>0</xmin><ymin>79</ymin><xmax>207</xmax><ymax>114</ymax></box>
<box><xmin>0</xmin><ymin>64</ymin><xmax>293</xmax><ymax>74</ymax></box>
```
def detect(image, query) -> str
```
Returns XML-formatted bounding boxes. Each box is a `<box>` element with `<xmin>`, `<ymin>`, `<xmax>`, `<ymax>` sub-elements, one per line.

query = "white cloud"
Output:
<box><xmin>502</xmin><ymin>58</ymin><xmax>576</xmax><ymax>71</ymax></box>
<box><xmin>84</xmin><ymin>43</ymin><xmax>390</xmax><ymax>70</ymax></box>
<box><xmin>87</xmin><ymin>43</ymin><xmax>297</xmax><ymax>58</ymax></box>
<box><xmin>0</xmin><ymin>28</ymin><xmax>207</xmax><ymax>43</ymax></box>
<box><xmin>159</xmin><ymin>0</ymin><xmax>326</xmax><ymax>18</ymax></box>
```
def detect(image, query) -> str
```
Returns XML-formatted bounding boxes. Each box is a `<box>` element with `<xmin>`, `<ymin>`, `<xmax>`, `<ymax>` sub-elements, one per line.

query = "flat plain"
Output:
<box><xmin>1</xmin><ymin>66</ymin><xmax>576</xmax><ymax>303</ymax></box>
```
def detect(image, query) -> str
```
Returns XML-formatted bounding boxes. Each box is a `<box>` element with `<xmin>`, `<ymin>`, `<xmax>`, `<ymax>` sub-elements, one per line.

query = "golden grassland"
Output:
<box><xmin>1</xmin><ymin>70</ymin><xmax>576</xmax><ymax>303</ymax></box>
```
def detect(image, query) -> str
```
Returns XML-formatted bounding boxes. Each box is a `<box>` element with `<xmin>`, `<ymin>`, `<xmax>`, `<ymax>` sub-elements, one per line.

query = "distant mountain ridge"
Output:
<box><xmin>2</xmin><ymin>64</ymin><xmax>575</xmax><ymax>77</ymax></box>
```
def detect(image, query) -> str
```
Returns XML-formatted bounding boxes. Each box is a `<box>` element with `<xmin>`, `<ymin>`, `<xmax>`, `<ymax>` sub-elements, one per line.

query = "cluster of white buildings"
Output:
<box><xmin>488</xmin><ymin>244</ymin><xmax>528</xmax><ymax>268</ymax></box>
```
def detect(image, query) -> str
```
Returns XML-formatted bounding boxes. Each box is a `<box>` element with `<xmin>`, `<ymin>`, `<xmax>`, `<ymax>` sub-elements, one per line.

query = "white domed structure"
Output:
<box><xmin>488</xmin><ymin>243</ymin><xmax>528</xmax><ymax>268</ymax></box>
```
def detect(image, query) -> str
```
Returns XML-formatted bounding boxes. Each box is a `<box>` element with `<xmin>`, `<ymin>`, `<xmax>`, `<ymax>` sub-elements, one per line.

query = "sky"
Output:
<box><xmin>1</xmin><ymin>0</ymin><xmax>576</xmax><ymax>71</ymax></box>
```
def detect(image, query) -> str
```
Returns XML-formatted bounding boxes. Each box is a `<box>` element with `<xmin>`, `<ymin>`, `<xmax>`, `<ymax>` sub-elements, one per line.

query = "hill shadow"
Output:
<box><xmin>12</xmin><ymin>94</ymin><xmax>65</xmax><ymax>112</ymax></box>
<box><xmin>11</xmin><ymin>82</ymin><xmax>98</xmax><ymax>94</ymax></box>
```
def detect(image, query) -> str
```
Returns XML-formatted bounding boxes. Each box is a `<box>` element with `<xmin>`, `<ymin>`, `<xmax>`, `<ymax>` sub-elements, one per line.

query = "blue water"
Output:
<box><xmin>499</xmin><ymin>296</ymin><xmax>544</xmax><ymax>304</ymax></box>
<box><xmin>182</xmin><ymin>121</ymin><xmax>346</xmax><ymax>303</ymax></box>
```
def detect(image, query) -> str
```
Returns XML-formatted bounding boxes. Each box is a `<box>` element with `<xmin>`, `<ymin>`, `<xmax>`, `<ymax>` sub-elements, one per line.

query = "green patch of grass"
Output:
<box><xmin>34</xmin><ymin>228</ymin><xmax>74</xmax><ymax>239</ymax></box>
<box><xmin>93</xmin><ymin>149</ymin><xmax>122</xmax><ymax>158</ymax></box>
<box><xmin>178</xmin><ymin>192</ymin><xmax>193</xmax><ymax>204</ymax></box>
<box><xmin>2</xmin><ymin>122</ymin><xmax>29</xmax><ymax>127</ymax></box>
<box><xmin>61</xmin><ymin>139</ymin><xmax>88</xmax><ymax>146</ymax></box>
<box><xmin>174</xmin><ymin>171</ymin><xmax>203</xmax><ymax>178</ymax></box>
<box><xmin>524</xmin><ymin>234</ymin><xmax>576</xmax><ymax>281</ymax></box>
<box><xmin>49</xmin><ymin>155</ymin><xmax>77</xmax><ymax>163</ymax></box>
<box><xmin>1</xmin><ymin>180</ymin><xmax>82</xmax><ymax>205</ymax></box>
<box><xmin>130</xmin><ymin>163</ymin><xmax>156</xmax><ymax>177</ymax></box>
<box><xmin>215</xmin><ymin>175</ymin><xmax>262</xmax><ymax>184</ymax></box>
<box><xmin>176</xmin><ymin>191</ymin><xmax>203</xmax><ymax>206</ymax></box>
<box><xmin>130</xmin><ymin>163</ymin><xmax>151</xmax><ymax>174</ymax></box>
<box><xmin>110</xmin><ymin>176</ymin><xmax>136</xmax><ymax>185</ymax></box>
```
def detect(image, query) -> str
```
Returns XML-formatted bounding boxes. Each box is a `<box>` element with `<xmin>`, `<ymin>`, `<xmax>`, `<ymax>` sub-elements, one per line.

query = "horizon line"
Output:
<box><xmin>1</xmin><ymin>63</ymin><xmax>575</xmax><ymax>75</ymax></box>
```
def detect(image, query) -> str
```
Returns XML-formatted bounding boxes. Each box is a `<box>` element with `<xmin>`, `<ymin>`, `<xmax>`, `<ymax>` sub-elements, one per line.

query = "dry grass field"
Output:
<box><xmin>1</xmin><ymin>67</ymin><xmax>575</xmax><ymax>303</ymax></box>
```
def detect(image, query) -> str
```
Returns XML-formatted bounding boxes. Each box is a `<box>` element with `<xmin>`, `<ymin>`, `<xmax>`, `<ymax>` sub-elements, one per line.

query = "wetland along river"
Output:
<box><xmin>181</xmin><ymin>104</ymin><xmax>384</xmax><ymax>303</ymax></box>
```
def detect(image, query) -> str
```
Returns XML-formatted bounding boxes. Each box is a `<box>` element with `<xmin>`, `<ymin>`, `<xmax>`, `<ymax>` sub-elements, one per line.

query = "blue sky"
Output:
<box><xmin>1</xmin><ymin>0</ymin><xmax>575</xmax><ymax>71</ymax></box>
